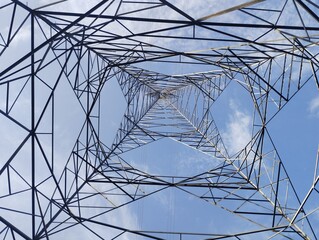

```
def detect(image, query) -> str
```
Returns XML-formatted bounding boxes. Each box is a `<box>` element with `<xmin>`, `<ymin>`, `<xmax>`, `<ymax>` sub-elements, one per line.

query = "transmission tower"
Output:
<box><xmin>1</xmin><ymin>0</ymin><xmax>319</xmax><ymax>239</ymax></box>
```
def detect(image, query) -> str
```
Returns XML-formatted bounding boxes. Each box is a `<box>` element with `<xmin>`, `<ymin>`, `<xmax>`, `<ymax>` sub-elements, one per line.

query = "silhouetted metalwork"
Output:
<box><xmin>1</xmin><ymin>0</ymin><xmax>319</xmax><ymax>239</ymax></box>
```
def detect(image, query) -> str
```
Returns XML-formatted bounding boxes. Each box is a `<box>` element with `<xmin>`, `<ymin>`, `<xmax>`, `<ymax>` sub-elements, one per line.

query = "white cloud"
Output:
<box><xmin>88</xmin><ymin>182</ymin><xmax>140</xmax><ymax>240</ymax></box>
<box><xmin>309</xmin><ymin>96</ymin><xmax>319</xmax><ymax>117</ymax></box>
<box><xmin>175</xmin><ymin>146</ymin><xmax>222</xmax><ymax>175</ymax></box>
<box><xmin>223</xmin><ymin>100</ymin><xmax>252</xmax><ymax>155</ymax></box>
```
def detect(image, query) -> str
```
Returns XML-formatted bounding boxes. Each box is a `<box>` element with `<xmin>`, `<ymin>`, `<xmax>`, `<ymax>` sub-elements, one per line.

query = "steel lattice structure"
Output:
<box><xmin>1</xmin><ymin>0</ymin><xmax>319</xmax><ymax>239</ymax></box>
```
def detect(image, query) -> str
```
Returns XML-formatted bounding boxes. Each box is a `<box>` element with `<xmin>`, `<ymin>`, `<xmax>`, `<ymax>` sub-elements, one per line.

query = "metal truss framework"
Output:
<box><xmin>0</xmin><ymin>0</ymin><xmax>319</xmax><ymax>239</ymax></box>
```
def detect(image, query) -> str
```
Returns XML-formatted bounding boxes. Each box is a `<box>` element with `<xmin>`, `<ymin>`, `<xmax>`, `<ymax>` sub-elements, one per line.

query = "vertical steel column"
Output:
<box><xmin>30</xmin><ymin>11</ymin><xmax>36</xmax><ymax>239</ymax></box>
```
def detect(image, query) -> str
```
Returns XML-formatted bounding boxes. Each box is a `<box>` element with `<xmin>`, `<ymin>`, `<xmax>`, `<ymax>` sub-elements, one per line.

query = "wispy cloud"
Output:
<box><xmin>222</xmin><ymin>100</ymin><xmax>252</xmax><ymax>156</ymax></box>
<box><xmin>309</xmin><ymin>96</ymin><xmax>319</xmax><ymax>117</ymax></box>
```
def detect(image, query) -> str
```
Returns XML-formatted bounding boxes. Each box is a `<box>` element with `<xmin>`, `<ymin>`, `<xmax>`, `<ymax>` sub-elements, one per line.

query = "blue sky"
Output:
<box><xmin>1</xmin><ymin>0</ymin><xmax>319</xmax><ymax>239</ymax></box>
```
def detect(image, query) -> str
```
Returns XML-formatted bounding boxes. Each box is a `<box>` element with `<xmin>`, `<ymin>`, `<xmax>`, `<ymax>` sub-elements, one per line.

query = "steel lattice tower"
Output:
<box><xmin>1</xmin><ymin>0</ymin><xmax>319</xmax><ymax>239</ymax></box>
